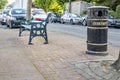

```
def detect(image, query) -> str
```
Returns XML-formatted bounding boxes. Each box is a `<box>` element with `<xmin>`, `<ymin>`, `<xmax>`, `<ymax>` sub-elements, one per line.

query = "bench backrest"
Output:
<box><xmin>44</xmin><ymin>13</ymin><xmax>51</xmax><ymax>27</ymax></box>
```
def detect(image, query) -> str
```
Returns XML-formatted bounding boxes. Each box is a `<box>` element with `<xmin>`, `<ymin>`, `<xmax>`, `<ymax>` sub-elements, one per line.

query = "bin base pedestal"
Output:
<box><xmin>86</xmin><ymin>50</ymin><xmax>108</xmax><ymax>56</ymax></box>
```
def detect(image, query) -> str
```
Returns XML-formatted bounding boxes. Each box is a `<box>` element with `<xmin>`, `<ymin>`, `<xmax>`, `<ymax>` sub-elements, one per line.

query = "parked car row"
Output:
<box><xmin>0</xmin><ymin>9</ymin><xmax>10</xmax><ymax>25</ymax></box>
<box><xmin>0</xmin><ymin>8</ymin><xmax>27</xmax><ymax>28</ymax></box>
<box><xmin>49</xmin><ymin>12</ymin><xmax>84</xmax><ymax>25</ymax></box>
<box><xmin>108</xmin><ymin>15</ymin><xmax>120</xmax><ymax>28</ymax></box>
<box><xmin>0</xmin><ymin>8</ymin><xmax>120</xmax><ymax>28</ymax></box>
<box><xmin>79</xmin><ymin>15</ymin><xmax>88</xmax><ymax>26</ymax></box>
<box><xmin>49</xmin><ymin>12</ymin><xmax>120</xmax><ymax>28</ymax></box>
<box><xmin>79</xmin><ymin>15</ymin><xmax>120</xmax><ymax>27</ymax></box>
<box><xmin>0</xmin><ymin>8</ymin><xmax>47</xmax><ymax>28</ymax></box>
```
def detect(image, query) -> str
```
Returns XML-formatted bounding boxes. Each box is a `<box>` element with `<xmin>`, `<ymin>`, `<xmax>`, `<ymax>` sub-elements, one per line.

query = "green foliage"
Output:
<box><xmin>82</xmin><ymin>0</ymin><xmax>91</xmax><ymax>2</ymax></box>
<box><xmin>34</xmin><ymin>0</ymin><xmax>68</xmax><ymax>11</ymax></box>
<box><xmin>34</xmin><ymin>0</ymin><xmax>52</xmax><ymax>12</ymax></box>
<box><xmin>34</xmin><ymin>0</ymin><xmax>63</xmax><ymax>13</ymax></box>
<box><xmin>96</xmin><ymin>0</ymin><xmax>110</xmax><ymax>6</ymax></box>
<box><xmin>110</xmin><ymin>0</ymin><xmax>120</xmax><ymax>11</ymax></box>
<box><xmin>80</xmin><ymin>10</ymin><xmax>87</xmax><ymax>16</ymax></box>
<box><xmin>34</xmin><ymin>0</ymin><xmax>80</xmax><ymax>13</ymax></box>
<box><xmin>33</xmin><ymin>0</ymin><xmax>120</xmax><ymax>17</ymax></box>
<box><xmin>115</xmin><ymin>5</ymin><xmax>120</xmax><ymax>19</ymax></box>
<box><xmin>57</xmin><ymin>0</ymin><xmax>78</xmax><ymax>3</ymax></box>
<box><xmin>108</xmin><ymin>10</ymin><xmax>115</xmax><ymax>17</ymax></box>
<box><xmin>57</xmin><ymin>0</ymin><xmax>66</xmax><ymax>9</ymax></box>
<box><xmin>0</xmin><ymin>0</ymin><xmax>8</xmax><ymax>9</ymax></box>
<box><xmin>48</xmin><ymin>0</ymin><xmax>62</xmax><ymax>13</ymax></box>
<box><xmin>57</xmin><ymin>0</ymin><xmax>66</xmax><ymax>6</ymax></box>
<box><xmin>83</xmin><ymin>0</ymin><xmax>120</xmax><ymax>11</ymax></box>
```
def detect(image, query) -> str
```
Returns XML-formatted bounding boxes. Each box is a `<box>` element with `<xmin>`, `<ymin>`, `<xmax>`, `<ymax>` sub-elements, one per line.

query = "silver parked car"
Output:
<box><xmin>6</xmin><ymin>8</ymin><xmax>27</xmax><ymax>28</ymax></box>
<box><xmin>79</xmin><ymin>15</ymin><xmax>88</xmax><ymax>26</ymax></box>
<box><xmin>0</xmin><ymin>9</ymin><xmax>10</xmax><ymax>25</ymax></box>
<box><xmin>79</xmin><ymin>15</ymin><xmax>120</xmax><ymax>27</ymax></box>
<box><xmin>61</xmin><ymin>13</ymin><xmax>81</xmax><ymax>25</ymax></box>
<box><xmin>108</xmin><ymin>15</ymin><xmax>120</xmax><ymax>28</ymax></box>
<box><xmin>32</xmin><ymin>9</ymin><xmax>47</xmax><ymax>21</ymax></box>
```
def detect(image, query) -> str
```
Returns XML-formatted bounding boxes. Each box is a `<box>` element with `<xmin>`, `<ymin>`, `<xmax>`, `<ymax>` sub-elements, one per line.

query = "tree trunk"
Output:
<box><xmin>26</xmin><ymin>0</ymin><xmax>32</xmax><ymax>20</ymax></box>
<box><xmin>69</xmin><ymin>0</ymin><xmax>71</xmax><ymax>13</ymax></box>
<box><xmin>111</xmin><ymin>52</ymin><xmax>120</xmax><ymax>71</ymax></box>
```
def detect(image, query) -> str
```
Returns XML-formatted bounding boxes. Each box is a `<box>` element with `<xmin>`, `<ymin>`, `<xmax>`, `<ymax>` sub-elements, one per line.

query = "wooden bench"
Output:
<box><xmin>19</xmin><ymin>13</ymin><xmax>51</xmax><ymax>45</ymax></box>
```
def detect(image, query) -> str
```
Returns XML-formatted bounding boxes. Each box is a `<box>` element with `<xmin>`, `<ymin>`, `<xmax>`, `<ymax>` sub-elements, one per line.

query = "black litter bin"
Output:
<box><xmin>86</xmin><ymin>6</ymin><xmax>109</xmax><ymax>55</ymax></box>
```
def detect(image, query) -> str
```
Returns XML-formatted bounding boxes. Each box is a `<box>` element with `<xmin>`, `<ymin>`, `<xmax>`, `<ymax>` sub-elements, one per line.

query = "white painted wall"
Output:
<box><xmin>66</xmin><ymin>1</ymin><xmax>93</xmax><ymax>15</ymax></box>
<box><xmin>13</xmin><ymin>0</ymin><xmax>28</xmax><ymax>9</ymax></box>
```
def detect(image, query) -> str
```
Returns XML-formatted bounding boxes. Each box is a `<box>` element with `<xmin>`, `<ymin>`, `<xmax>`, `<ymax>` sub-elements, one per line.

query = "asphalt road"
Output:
<box><xmin>48</xmin><ymin>23</ymin><xmax>120</xmax><ymax>48</ymax></box>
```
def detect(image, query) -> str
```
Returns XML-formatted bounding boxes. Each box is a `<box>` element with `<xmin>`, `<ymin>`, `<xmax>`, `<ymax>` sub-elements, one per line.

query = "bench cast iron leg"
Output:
<box><xmin>28</xmin><ymin>29</ymin><xmax>33</xmax><ymax>45</ymax></box>
<box><xmin>44</xmin><ymin>28</ymin><xmax>48</xmax><ymax>44</ymax></box>
<box><xmin>19</xmin><ymin>26</ymin><xmax>22</xmax><ymax>36</ymax></box>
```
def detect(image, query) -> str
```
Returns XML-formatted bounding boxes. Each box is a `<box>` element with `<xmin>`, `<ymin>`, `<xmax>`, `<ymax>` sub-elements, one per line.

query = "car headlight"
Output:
<box><xmin>11</xmin><ymin>17</ymin><xmax>16</xmax><ymax>20</ymax></box>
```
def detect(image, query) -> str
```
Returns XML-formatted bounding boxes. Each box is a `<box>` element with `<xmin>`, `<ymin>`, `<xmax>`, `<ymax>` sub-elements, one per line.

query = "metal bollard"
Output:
<box><xmin>86</xmin><ymin>6</ymin><xmax>109</xmax><ymax>55</ymax></box>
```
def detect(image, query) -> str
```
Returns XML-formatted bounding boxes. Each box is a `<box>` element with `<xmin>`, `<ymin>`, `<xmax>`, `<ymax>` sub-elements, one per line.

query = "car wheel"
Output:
<box><xmin>1</xmin><ymin>22</ymin><xmax>4</xmax><ymax>25</ymax></box>
<box><xmin>82</xmin><ymin>20</ymin><xmax>87</xmax><ymax>26</ymax></box>
<box><xmin>6</xmin><ymin>22</ymin><xmax>9</xmax><ymax>27</ymax></box>
<box><xmin>61</xmin><ymin>19</ymin><xmax>64</xmax><ymax>24</ymax></box>
<box><xmin>9</xmin><ymin>22</ymin><xmax>13</xmax><ymax>29</ymax></box>
<box><xmin>70</xmin><ymin>19</ymin><xmax>74</xmax><ymax>25</ymax></box>
<box><xmin>6</xmin><ymin>24</ymin><xmax>9</xmax><ymax>27</ymax></box>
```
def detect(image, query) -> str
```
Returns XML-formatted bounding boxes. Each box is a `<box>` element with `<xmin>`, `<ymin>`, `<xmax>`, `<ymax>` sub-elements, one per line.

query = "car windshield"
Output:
<box><xmin>32</xmin><ymin>9</ymin><xmax>46</xmax><ymax>15</ymax></box>
<box><xmin>71</xmin><ymin>14</ymin><xmax>79</xmax><ymax>18</ymax></box>
<box><xmin>108</xmin><ymin>15</ymin><xmax>114</xmax><ymax>19</ymax></box>
<box><xmin>11</xmin><ymin>9</ymin><xmax>26</xmax><ymax>14</ymax></box>
<box><xmin>3</xmin><ymin>10</ymin><xmax>9</xmax><ymax>14</ymax></box>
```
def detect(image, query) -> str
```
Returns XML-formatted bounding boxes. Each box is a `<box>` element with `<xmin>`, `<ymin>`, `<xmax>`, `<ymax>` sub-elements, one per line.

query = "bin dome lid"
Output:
<box><xmin>88</xmin><ymin>6</ymin><xmax>109</xmax><ymax>9</ymax></box>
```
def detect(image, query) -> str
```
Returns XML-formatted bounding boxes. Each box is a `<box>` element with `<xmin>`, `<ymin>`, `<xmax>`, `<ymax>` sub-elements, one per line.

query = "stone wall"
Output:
<box><xmin>66</xmin><ymin>1</ymin><xmax>93</xmax><ymax>15</ymax></box>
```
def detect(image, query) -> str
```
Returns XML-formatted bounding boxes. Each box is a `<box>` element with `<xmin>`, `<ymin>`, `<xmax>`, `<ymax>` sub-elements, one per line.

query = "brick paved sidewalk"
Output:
<box><xmin>0</xmin><ymin>28</ymin><xmax>119</xmax><ymax>80</ymax></box>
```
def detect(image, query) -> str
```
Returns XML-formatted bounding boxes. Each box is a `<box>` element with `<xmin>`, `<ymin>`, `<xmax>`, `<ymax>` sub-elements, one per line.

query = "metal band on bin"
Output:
<box><xmin>88</xmin><ymin>27</ymin><xmax>108</xmax><ymax>29</ymax></box>
<box><xmin>87</xmin><ymin>42</ymin><xmax>107</xmax><ymax>46</ymax></box>
<box><xmin>88</xmin><ymin>19</ymin><xmax>108</xmax><ymax>21</ymax></box>
<box><xmin>87</xmin><ymin>50</ymin><xmax>108</xmax><ymax>54</ymax></box>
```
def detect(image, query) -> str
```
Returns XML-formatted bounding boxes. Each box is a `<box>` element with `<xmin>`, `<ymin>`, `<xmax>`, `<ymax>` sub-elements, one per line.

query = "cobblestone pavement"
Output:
<box><xmin>70</xmin><ymin>60</ymin><xmax>120</xmax><ymax>80</ymax></box>
<box><xmin>0</xmin><ymin>26</ymin><xmax>120</xmax><ymax>80</ymax></box>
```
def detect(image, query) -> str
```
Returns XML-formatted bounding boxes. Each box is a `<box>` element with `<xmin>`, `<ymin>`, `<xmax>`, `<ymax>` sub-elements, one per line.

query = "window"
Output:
<box><xmin>11</xmin><ymin>9</ymin><xmax>26</xmax><ymax>14</ymax></box>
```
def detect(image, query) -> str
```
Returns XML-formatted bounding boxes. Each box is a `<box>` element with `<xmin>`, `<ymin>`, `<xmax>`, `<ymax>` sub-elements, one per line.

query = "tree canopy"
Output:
<box><xmin>48</xmin><ymin>0</ymin><xmax>62</xmax><ymax>13</ymax></box>
<box><xmin>33</xmin><ymin>0</ymin><xmax>79</xmax><ymax>13</ymax></box>
<box><xmin>33</xmin><ymin>0</ymin><xmax>120</xmax><ymax>14</ymax></box>
<box><xmin>82</xmin><ymin>0</ymin><xmax>120</xmax><ymax>11</ymax></box>
<box><xmin>34</xmin><ymin>0</ymin><xmax>63</xmax><ymax>13</ymax></box>
<box><xmin>34</xmin><ymin>0</ymin><xmax>52</xmax><ymax>12</ymax></box>
<box><xmin>0</xmin><ymin>0</ymin><xmax>8</xmax><ymax>9</ymax></box>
